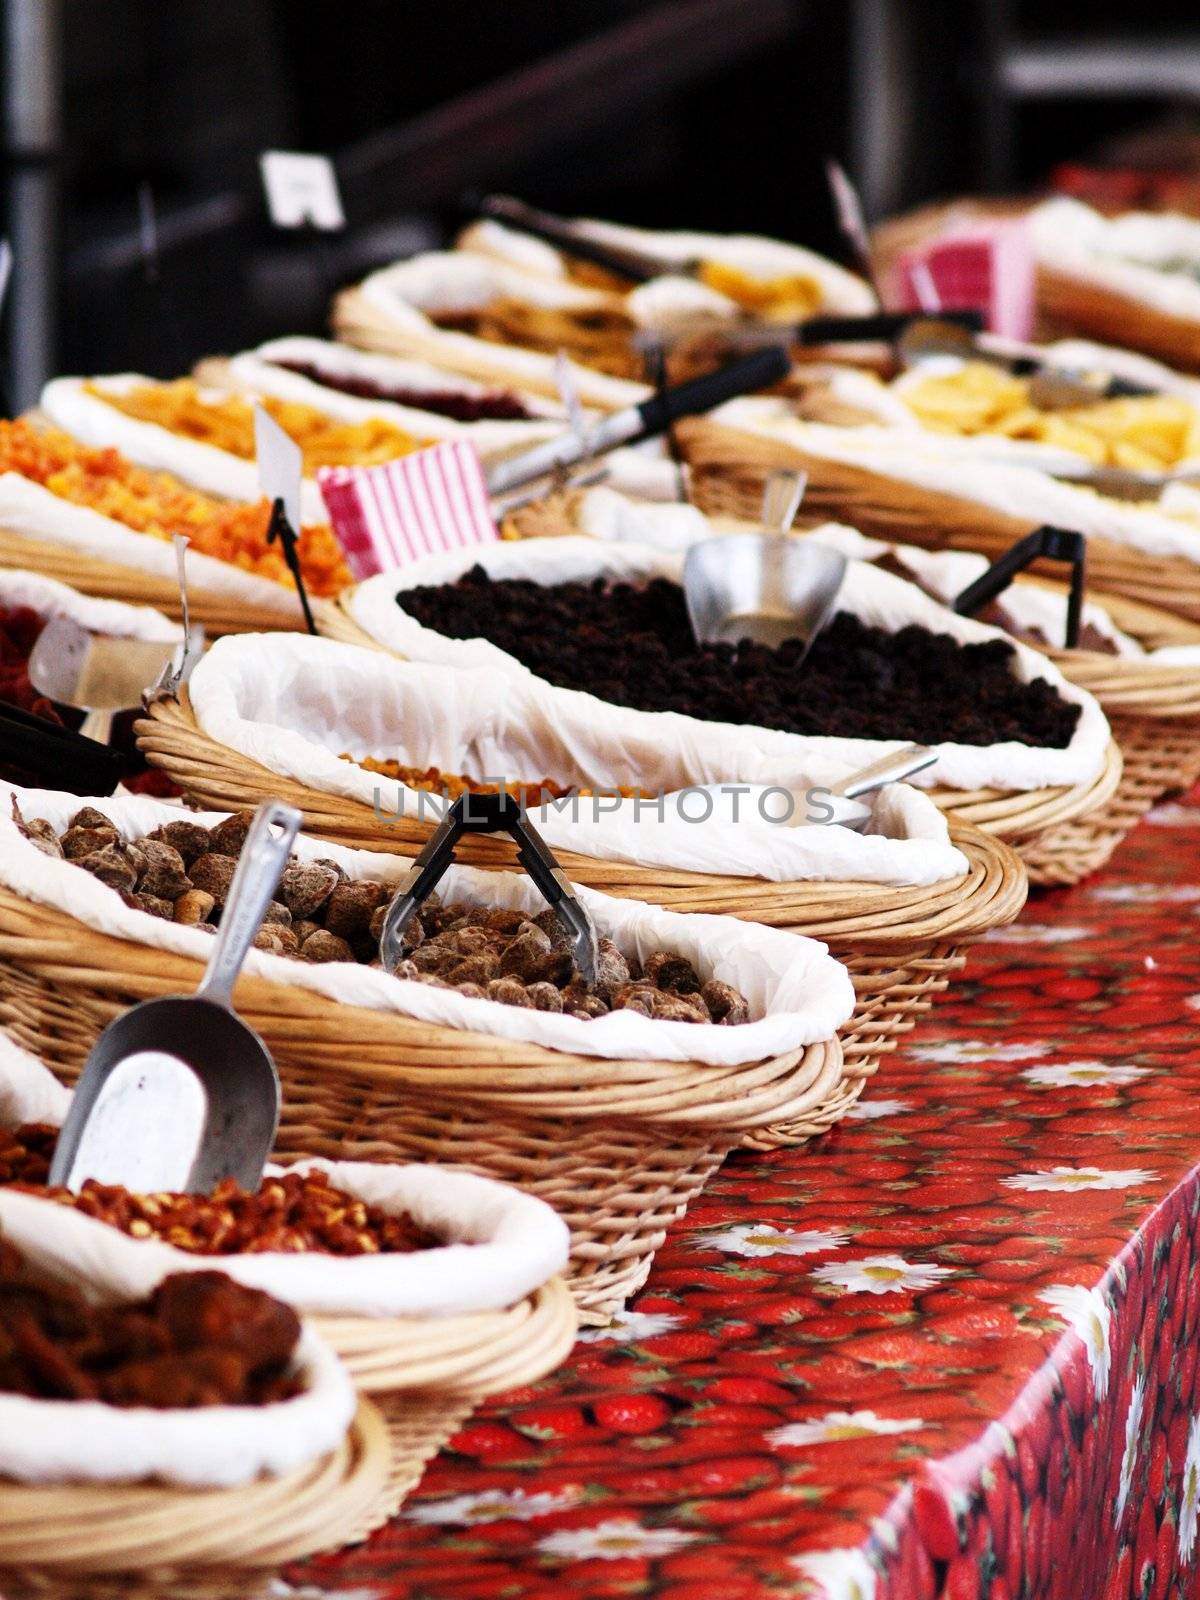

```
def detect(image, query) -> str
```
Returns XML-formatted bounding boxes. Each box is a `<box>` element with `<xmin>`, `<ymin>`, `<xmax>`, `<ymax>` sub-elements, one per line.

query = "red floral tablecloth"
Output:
<box><xmin>293</xmin><ymin>793</ymin><xmax>1200</xmax><ymax>1600</ymax></box>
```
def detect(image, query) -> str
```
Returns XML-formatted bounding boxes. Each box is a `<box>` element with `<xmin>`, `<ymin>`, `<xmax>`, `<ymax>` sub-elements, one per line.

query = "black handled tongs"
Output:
<box><xmin>379</xmin><ymin>791</ymin><xmax>600</xmax><ymax>986</ymax></box>
<box><xmin>953</xmin><ymin>526</ymin><xmax>1087</xmax><ymax>650</ymax></box>
<box><xmin>480</xmin><ymin>194</ymin><xmax>683</xmax><ymax>283</ymax></box>
<box><xmin>0</xmin><ymin>701</ymin><xmax>126</xmax><ymax>794</ymax></box>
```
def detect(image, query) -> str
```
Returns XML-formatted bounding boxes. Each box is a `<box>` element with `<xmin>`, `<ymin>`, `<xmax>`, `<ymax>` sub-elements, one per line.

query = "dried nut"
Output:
<box><xmin>189</xmin><ymin>852</ymin><xmax>237</xmax><ymax>904</ymax></box>
<box><xmin>486</xmin><ymin>977</ymin><xmax>534</xmax><ymax>1009</ymax></box>
<box><xmin>134</xmin><ymin>838</ymin><xmax>190</xmax><ymax>901</ymax></box>
<box><xmin>134</xmin><ymin>893</ymin><xmax>175</xmax><ymax>921</ymax></box>
<box><xmin>532</xmin><ymin>908</ymin><xmax>573</xmax><ymax>950</ymax></box>
<box><xmin>148</xmin><ymin>820</ymin><xmax>212</xmax><ymax>866</ymax></box>
<box><xmin>323</xmin><ymin>880</ymin><xmax>388</xmax><ymax>939</ymax></box>
<box><xmin>644</xmin><ymin>951</ymin><xmax>701</xmax><ymax>995</ymax></box>
<box><xmin>174</xmin><ymin>888</ymin><xmax>215</xmax><ymax>926</ymax></box>
<box><xmin>610</xmin><ymin>984</ymin><xmax>659</xmax><ymax>1018</ymax></box>
<box><xmin>445</xmin><ymin>951</ymin><xmax>500</xmax><ymax>987</ymax></box>
<box><xmin>262</xmin><ymin>900</ymin><xmax>292</xmax><ymax>927</ymax></box>
<box><xmin>527</xmin><ymin>948</ymin><xmax>575</xmax><ymax>988</ymax></box>
<box><xmin>77</xmin><ymin>843</ymin><xmax>138</xmax><ymax>893</ymax></box>
<box><xmin>70</xmin><ymin>806</ymin><xmax>114</xmax><ymax>831</ymax></box>
<box><xmin>499</xmin><ymin>929</ymin><xmax>553</xmax><ymax>980</ymax></box>
<box><xmin>702</xmin><ymin>979</ymin><xmax>749</xmax><ymax>1025</ymax></box>
<box><xmin>483</xmin><ymin>908</ymin><xmax>526</xmax><ymax>935</ymax></box>
<box><xmin>278</xmin><ymin>861</ymin><xmax>340</xmax><ymax>920</ymax></box>
<box><xmin>594</xmin><ymin>938</ymin><xmax>630</xmax><ymax>997</ymax></box>
<box><xmin>61</xmin><ymin>824</ymin><xmax>119</xmax><ymax>860</ymax></box>
<box><xmin>21</xmin><ymin>819</ymin><xmax>63</xmax><ymax>858</ymax></box>
<box><xmin>300</xmin><ymin>929</ymin><xmax>355</xmax><ymax>964</ymax></box>
<box><xmin>208</xmin><ymin>810</ymin><xmax>256</xmax><ymax>858</ymax></box>
<box><xmin>526</xmin><ymin>981</ymin><xmax>565</xmax><ymax>1013</ymax></box>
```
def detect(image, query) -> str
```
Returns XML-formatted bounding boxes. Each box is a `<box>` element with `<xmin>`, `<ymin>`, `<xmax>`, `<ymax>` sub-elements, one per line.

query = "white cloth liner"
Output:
<box><xmin>0</xmin><ymin>471</ymin><xmax>302</xmax><ymax>619</ymax></box>
<box><xmin>41</xmin><ymin>375</ymin><xmax>329</xmax><ymax>527</ymax></box>
<box><xmin>711</xmin><ymin>398</ymin><xmax>1200</xmax><ymax>564</ymax></box>
<box><xmin>459</xmin><ymin>216</ymin><xmax>878</xmax><ymax>316</ymax></box>
<box><xmin>349</xmin><ymin>530</ymin><xmax>1110</xmax><ymax>793</ymax></box>
<box><xmin>1031</xmin><ymin>198</ymin><xmax>1200</xmax><ymax>325</ymax></box>
<box><xmin>0</xmin><ymin>784</ymin><xmax>854</xmax><ymax>1064</ymax></box>
<box><xmin>0</xmin><ymin>1035</ymin><xmax>569</xmax><ymax>1318</ymax></box>
<box><xmin>186</xmin><ymin>632</ymin><xmax>969</xmax><ymax>888</ymax></box>
<box><xmin>228</xmin><ymin>336</ymin><xmax>574</xmax><ymax>459</ymax></box>
<box><xmin>0</xmin><ymin>567</ymin><xmax>182</xmax><ymax>643</ymax></box>
<box><xmin>354</xmin><ymin>268</ymin><xmax>652</xmax><ymax>411</ymax></box>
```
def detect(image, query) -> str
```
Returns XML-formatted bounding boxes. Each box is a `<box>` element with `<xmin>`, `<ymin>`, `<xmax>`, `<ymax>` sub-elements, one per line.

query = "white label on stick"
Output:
<box><xmin>254</xmin><ymin>404</ymin><xmax>303</xmax><ymax>532</ymax></box>
<box><xmin>259</xmin><ymin>150</ymin><xmax>345</xmax><ymax>231</ymax></box>
<box><xmin>825</xmin><ymin>159</ymin><xmax>872</xmax><ymax>270</ymax></box>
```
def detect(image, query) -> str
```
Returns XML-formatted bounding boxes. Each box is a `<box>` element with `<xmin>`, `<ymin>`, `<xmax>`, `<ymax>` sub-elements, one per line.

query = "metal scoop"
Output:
<box><xmin>48</xmin><ymin>801</ymin><xmax>302</xmax><ymax>1194</ymax></box>
<box><xmin>27</xmin><ymin>619</ymin><xmax>182</xmax><ymax>743</ymax></box>
<box><xmin>897</xmin><ymin>320</ymin><xmax>1156</xmax><ymax>409</ymax></box>
<box><xmin>801</xmin><ymin>745</ymin><xmax>939</xmax><ymax>829</ymax></box>
<box><xmin>683</xmin><ymin>470</ymin><xmax>847</xmax><ymax>654</ymax></box>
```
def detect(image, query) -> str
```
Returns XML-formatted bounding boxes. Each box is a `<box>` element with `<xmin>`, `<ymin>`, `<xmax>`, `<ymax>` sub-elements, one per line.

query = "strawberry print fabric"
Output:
<box><xmin>290</xmin><ymin>790</ymin><xmax>1200</xmax><ymax>1600</ymax></box>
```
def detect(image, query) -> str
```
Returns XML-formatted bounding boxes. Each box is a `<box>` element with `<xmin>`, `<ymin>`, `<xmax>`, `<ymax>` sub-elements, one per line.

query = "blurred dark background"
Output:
<box><xmin>4</xmin><ymin>0</ymin><xmax>1200</xmax><ymax>406</ymax></box>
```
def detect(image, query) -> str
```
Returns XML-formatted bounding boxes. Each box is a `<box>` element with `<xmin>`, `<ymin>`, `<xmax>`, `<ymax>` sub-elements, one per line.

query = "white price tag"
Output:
<box><xmin>825</xmin><ymin>159</ymin><xmax>873</xmax><ymax>275</ymax></box>
<box><xmin>254</xmin><ymin>404</ymin><xmax>303</xmax><ymax>532</ymax></box>
<box><xmin>553</xmin><ymin>348</ymin><xmax>587</xmax><ymax>442</ymax></box>
<box><xmin>259</xmin><ymin>150</ymin><xmax>345</xmax><ymax>231</ymax></box>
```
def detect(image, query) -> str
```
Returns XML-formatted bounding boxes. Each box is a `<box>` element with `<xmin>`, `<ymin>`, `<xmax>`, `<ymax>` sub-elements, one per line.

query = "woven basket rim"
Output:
<box><xmin>134</xmin><ymin>690</ymin><xmax>1027</xmax><ymax>946</ymax></box>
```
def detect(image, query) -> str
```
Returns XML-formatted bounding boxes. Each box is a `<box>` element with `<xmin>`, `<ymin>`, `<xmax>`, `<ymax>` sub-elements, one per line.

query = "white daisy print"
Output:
<box><xmin>905</xmin><ymin>1040</ymin><xmax>1047</xmax><ymax>1064</ymax></box>
<box><xmin>791</xmin><ymin>1546</ymin><xmax>877</xmax><ymax>1599</ymax></box>
<box><xmin>1040</xmin><ymin>1284</ymin><xmax>1111</xmax><ymax>1400</ymax></box>
<box><xmin>984</xmin><ymin>923</ymin><xmax>1095</xmax><ymax>944</ymax></box>
<box><xmin>1182</xmin><ymin>1416</ymin><xmax>1200</xmax><ymax>1563</ymax></box>
<box><xmin>577</xmin><ymin>1309</ymin><xmax>683</xmax><ymax>1344</ymax></box>
<box><xmin>1114</xmin><ymin>1376</ymin><xmax>1145</xmax><ymax>1529</ymax></box>
<box><xmin>812</xmin><ymin>1254</ymin><xmax>953</xmax><ymax>1296</ymax></box>
<box><xmin>844</xmin><ymin>1099</ymin><xmax>913</xmax><ymax>1120</ymax></box>
<box><xmin>1022</xmin><ymin>1061</ymin><xmax>1149</xmax><ymax>1090</ymax></box>
<box><xmin>1145</xmin><ymin>802</ymin><xmax>1200</xmax><ymax>826</ymax></box>
<box><xmin>768</xmin><ymin>1411</ymin><xmax>924</xmax><ymax>1447</ymax></box>
<box><xmin>1002</xmin><ymin>1167</ymin><xmax>1155</xmax><ymax>1193</ymax></box>
<box><xmin>405</xmin><ymin>1487</ymin><xmax>580</xmax><ymax>1526</ymax></box>
<box><xmin>1091</xmin><ymin>884</ymin><xmax>1200</xmax><ymax>903</ymax></box>
<box><xmin>537</xmin><ymin>1519</ymin><xmax>698</xmax><ymax>1561</ymax></box>
<box><xmin>699</xmin><ymin>1223</ymin><xmax>850</xmax><ymax>1258</ymax></box>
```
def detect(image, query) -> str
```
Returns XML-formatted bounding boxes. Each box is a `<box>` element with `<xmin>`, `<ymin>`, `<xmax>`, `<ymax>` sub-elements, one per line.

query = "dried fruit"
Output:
<box><xmin>323</xmin><ymin>880</ymin><xmax>388</xmax><ymax>940</ymax></box>
<box><xmin>299</xmin><ymin>929</ymin><xmax>354</xmax><ymax>964</ymax></box>
<box><xmin>77</xmin><ymin>843</ymin><xmax>138</xmax><ymax>893</ymax></box>
<box><xmin>174</xmin><ymin>888</ymin><xmax>215</xmax><ymax>926</ymax></box>
<box><xmin>134</xmin><ymin>838</ymin><xmax>190</xmax><ymax>901</ymax></box>
<box><xmin>278</xmin><ymin>860</ymin><xmax>339</xmax><ymax>920</ymax></box>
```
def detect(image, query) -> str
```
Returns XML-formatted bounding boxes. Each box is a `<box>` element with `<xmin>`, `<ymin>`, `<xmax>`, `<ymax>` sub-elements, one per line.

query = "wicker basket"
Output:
<box><xmin>0</xmin><ymin>882</ymin><xmax>846</xmax><ymax>1322</ymax></box>
<box><xmin>134</xmin><ymin>691</ymin><xmax>1028</xmax><ymax>1148</ymax></box>
<box><xmin>0</xmin><ymin>524</ymin><xmax>326</xmax><ymax>638</ymax></box>
<box><xmin>314</xmin><ymin>1274</ymin><xmax>578</xmax><ymax>1397</ymax></box>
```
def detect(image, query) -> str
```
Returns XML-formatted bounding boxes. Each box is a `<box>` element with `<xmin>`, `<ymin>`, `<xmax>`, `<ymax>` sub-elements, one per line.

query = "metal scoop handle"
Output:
<box><xmin>831</xmin><ymin>744</ymin><xmax>938</xmax><ymax>799</ymax></box>
<box><xmin>953</xmin><ymin>525</ymin><xmax>1087</xmax><ymax>650</ymax></box>
<box><xmin>381</xmin><ymin>791</ymin><xmax>599</xmax><ymax>986</ymax></box>
<box><xmin>197</xmin><ymin>802</ymin><xmax>302</xmax><ymax>1008</ymax></box>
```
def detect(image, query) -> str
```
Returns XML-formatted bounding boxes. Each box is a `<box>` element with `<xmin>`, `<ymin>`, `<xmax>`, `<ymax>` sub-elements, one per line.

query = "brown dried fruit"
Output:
<box><xmin>252</xmin><ymin>928</ymin><xmax>288</xmax><ymax>954</ymax></box>
<box><xmin>702</xmin><ymin>979</ymin><xmax>749</xmax><ymax>1025</ymax></box>
<box><xmin>368</xmin><ymin>902</ymin><xmax>388</xmax><ymax>944</ymax></box>
<box><xmin>486</xmin><ymin>977</ymin><xmax>534</xmax><ymax>1009</ymax></box>
<box><xmin>498</xmin><ymin>928</ymin><xmax>552</xmax><ymax>979</ymax></box>
<box><xmin>147</xmin><ymin>820</ymin><xmax>212</xmax><ymax>866</ymax></box>
<box><xmin>21</xmin><ymin>819</ymin><xmax>63</xmax><ymax>858</ymax></box>
<box><xmin>278</xmin><ymin>860</ymin><xmax>339</xmax><ymax>920</ymax></box>
<box><xmin>189</xmin><ymin>852</ymin><xmax>237</xmax><ymax>904</ymax></box>
<box><xmin>483</xmin><ymin>907</ymin><xmax>527</xmax><ymax>935</ymax></box>
<box><xmin>594</xmin><ymin>938</ymin><xmax>630</xmax><ymax>997</ymax></box>
<box><xmin>644</xmin><ymin>951</ymin><xmax>701</xmax><ymax>995</ymax></box>
<box><xmin>649</xmin><ymin>991</ymin><xmax>708</xmax><ymax>1023</ymax></box>
<box><xmin>134</xmin><ymin>838</ymin><xmax>190</xmax><ymax>901</ymax></box>
<box><xmin>527</xmin><ymin>948</ymin><xmax>575</xmax><ymax>988</ymax></box>
<box><xmin>411</xmin><ymin>970</ymin><xmax>450</xmax><ymax>988</ymax></box>
<box><xmin>77</xmin><ymin>843</ymin><xmax>138</xmax><ymax>893</ymax></box>
<box><xmin>300</xmin><ymin>929</ymin><xmax>355</xmax><ymax>964</ymax></box>
<box><xmin>612</xmin><ymin>985</ymin><xmax>657</xmax><ymax>1018</ymax></box>
<box><xmin>293</xmin><ymin>918</ymin><xmax>322</xmax><ymax>945</ymax></box>
<box><xmin>312</xmin><ymin>857</ymin><xmax>349</xmax><ymax>886</ymax></box>
<box><xmin>262</xmin><ymin>900</ymin><xmax>292</xmax><ymax>928</ymax></box>
<box><xmin>61</xmin><ymin>824</ymin><xmax>119</xmax><ymax>860</ymax></box>
<box><xmin>323</xmin><ymin>880</ymin><xmax>387</xmax><ymax>939</ymax></box>
<box><xmin>455</xmin><ymin>982</ymin><xmax>487</xmax><ymax>1000</ymax></box>
<box><xmin>69</xmin><ymin>806</ymin><xmax>114</xmax><ymax>832</ymax></box>
<box><xmin>445</xmin><ymin>951</ymin><xmax>500</xmax><ymax>986</ymax></box>
<box><xmin>532</xmin><ymin>907</ymin><xmax>573</xmax><ymax>950</ymax></box>
<box><xmin>173</xmin><ymin>888</ymin><xmax>215</xmax><ymax>926</ymax></box>
<box><xmin>435</xmin><ymin>925</ymin><xmax>493</xmax><ymax>957</ymax></box>
<box><xmin>391</xmin><ymin>958</ymin><xmax>420</xmax><ymax>981</ymax></box>
<box><xmin>526</xmin><ymin>981</ymin><xmax>565</xmax><ymax>1013</ymax></box>
<box><xmin>131</xmin><ymin>893</ymin><xmax>175</xmax><ymax>921</ymax></box>
<box><xmin>208</xmin><ymin>811</ymin><xmax>256</xmax><ymax>858</ymax></box>
<box><xmin>411</xmin><ymin>944</ymin><xmax>456</xmax><ymax>975</ymax></box>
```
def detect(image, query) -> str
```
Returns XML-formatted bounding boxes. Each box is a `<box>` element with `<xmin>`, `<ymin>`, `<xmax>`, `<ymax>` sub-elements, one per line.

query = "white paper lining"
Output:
<box><xmin>186</xmin><ymin>631</ymin><xmax>969</xmax><ymax>887</ymax></box>
<box><xmin>0</xmin><ymin>567</ymin><xmax>182</xmax><ymax>643</ymax></box>
<box><xmin>1031</xmin><ymin>197</ymin><xmax>1200</xmax><ymax>325</ymax></box>
<box><xmin>349</xmin><ymin>531</ymin><xmax>1110</xmax><ymax>792</ymax></box>
<box><xmin>0</xmin><ymin>784</ymin><xmax>854</xmax><ymax>1064</ymax></box>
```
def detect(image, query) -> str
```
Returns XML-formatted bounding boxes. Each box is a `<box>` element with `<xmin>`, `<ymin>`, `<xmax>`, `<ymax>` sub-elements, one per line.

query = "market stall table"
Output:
<box><xmin>290</xmin><ymin>796</ymin><xmax>1200</xmax><ymax>1596</ymax></box>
